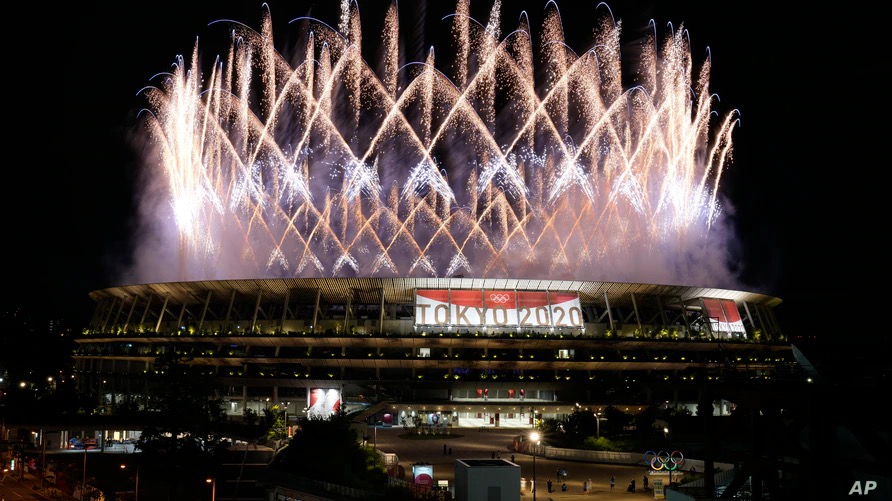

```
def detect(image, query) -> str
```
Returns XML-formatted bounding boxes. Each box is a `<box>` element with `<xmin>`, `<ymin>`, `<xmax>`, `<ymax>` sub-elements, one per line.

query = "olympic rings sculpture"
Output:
<box><xmin>644</xmin><ymin>450</ymin><xmax>684</xmax><ymax>471</ymax></box>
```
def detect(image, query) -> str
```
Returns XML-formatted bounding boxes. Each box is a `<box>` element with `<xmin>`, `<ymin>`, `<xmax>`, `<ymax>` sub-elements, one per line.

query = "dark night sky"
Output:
<box><xmin>14</xmin><ymin>1</ymin><xmax>883</xmax><ymax>340</ymax></box>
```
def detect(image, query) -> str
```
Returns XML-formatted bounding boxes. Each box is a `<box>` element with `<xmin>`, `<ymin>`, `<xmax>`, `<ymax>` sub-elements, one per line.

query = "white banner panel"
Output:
<box><xmin>548</xmin><ymin>292</ymin><xmax>585</xmax><ymax>328</ymax></box>
<box><xmin>415</xmin><ymin>290</ymin><xmax>582</xmax><ymax>328</ymax></box>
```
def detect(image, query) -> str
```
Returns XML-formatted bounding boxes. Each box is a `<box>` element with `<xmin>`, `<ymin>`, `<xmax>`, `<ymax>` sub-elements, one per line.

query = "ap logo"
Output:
<box><xmin>849</xmin><ymin>481</ymin><xmax>877</xmax><ymax>495</ymax></box>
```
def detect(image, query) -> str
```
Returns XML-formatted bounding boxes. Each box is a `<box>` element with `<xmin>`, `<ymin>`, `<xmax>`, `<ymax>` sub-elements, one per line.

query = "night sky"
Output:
<box><xmin>16</xmin><ymin>0</ymin><xmax>882</xmax><ymax>340</ymax></box>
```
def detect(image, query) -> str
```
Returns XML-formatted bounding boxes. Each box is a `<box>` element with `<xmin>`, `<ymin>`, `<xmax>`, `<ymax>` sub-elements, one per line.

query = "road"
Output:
<box><xmin>0</xmin><ymin>470</ymin><xmax>66</xmax><ymax>500</ymax></box>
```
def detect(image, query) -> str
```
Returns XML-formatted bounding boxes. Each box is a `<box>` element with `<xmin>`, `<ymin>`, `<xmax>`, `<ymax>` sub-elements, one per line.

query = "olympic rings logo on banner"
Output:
<box><xmin>644</xmin><ymin>450</ymin><xmax>684</xmax><ymax>471</ymax></box>
<box><xmin>489</xmin><ymin>293</ymin><xmax>510</xmax><ymax>303</ymax></box>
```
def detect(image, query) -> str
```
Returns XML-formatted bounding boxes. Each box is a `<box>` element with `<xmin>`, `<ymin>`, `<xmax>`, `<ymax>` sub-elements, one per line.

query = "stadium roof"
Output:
<box><xmin>89</xmin><ymin>277</ymin><xmax>781</xmax><ymax>310</ymax></box>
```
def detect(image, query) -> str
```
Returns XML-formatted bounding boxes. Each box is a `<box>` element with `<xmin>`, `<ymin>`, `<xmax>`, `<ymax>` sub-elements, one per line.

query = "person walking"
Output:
<box><xmin>643</xmin><ymin>475</ymin><xmax>649</xmax><ymax>491</ymax></box>
<box><xmin>547</xmin><ymin>479</ymin><xmax>553</xmax><ymax>493</ymax></box>
<box><xmin>587</xmin><ymin>478</ymin><xmax>592</xmax><ymax>495</ymax></box>
<box><xmin>610</xmin><ymin>475</ymin><xmax>615</xmax><ymax>491</ymax></box>
<box><xmin>583</xmin><ymin>479</ymin><xmax>589</xmax><ymax>495</ymax></box>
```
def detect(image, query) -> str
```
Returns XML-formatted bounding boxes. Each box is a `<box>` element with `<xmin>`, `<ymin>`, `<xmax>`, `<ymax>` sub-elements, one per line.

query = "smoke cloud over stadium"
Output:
<box><xmin>121</xmin><ymin>0</ymin><xmax>745</xmax><ymax>290</ymax></box>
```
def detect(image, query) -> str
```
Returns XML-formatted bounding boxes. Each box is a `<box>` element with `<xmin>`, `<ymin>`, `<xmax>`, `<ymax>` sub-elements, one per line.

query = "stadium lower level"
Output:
<box><xmin>74</xmin><ymin>277</ymin><xmax>796</xmax><ymax>427</ymax></box>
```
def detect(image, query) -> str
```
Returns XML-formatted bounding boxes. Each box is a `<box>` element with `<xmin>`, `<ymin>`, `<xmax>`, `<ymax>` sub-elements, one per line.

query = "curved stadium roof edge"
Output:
<box><xmin>88</xmin><ymin>278</ymin><xmax>781</xmax><ymax>310</ymax></box>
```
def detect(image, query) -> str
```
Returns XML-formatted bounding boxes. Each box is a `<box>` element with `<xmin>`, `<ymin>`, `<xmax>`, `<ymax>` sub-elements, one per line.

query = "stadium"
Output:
<box><xmin>72</xmin><ymin>1</ymin><xmax>797</xmax><ymax>431</ymax></box>
<box><xmin>74</xmin><ymin>277</ymin><xmax>793</xmax><ymax>429</ymax></box>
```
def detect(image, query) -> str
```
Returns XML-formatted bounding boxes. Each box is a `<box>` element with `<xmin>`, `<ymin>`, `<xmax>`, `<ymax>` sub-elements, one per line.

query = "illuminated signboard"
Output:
<box><xmin>307</xmin><ymin>388</ymin><xmax>341</xmax><ymax>420</ymax></box>
<box><xmin>701</xmin><ymin>298</ymin><xmax>746</xmax><ymax>336</ymax></box>
<box><xmin>415</xmin><ymin>290</ymin><xmax>583</xmax><ymax>328</ymax></box>
<box><xmin>653</xmin><ymin>478</ymin><xmax>665</xmax><ymax>499</ymax></box>
<box><xmin>413</xmin><ymin>463</ymin><xmax>434</xmax><ymax>487</ymax></box>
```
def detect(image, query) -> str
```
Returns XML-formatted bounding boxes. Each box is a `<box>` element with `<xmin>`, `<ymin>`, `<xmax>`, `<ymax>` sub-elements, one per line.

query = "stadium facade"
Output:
<box><xmin>74</xmin><ymin>277</ymin><xmax>794</xmax><ymax>429</ymax></box>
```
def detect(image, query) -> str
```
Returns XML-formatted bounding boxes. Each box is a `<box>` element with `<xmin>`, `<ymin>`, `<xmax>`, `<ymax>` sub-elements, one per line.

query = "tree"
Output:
<box><xmin>565</xmin><ymin>407</ymin><xmax>599</xmax><ymax>443</ymax></box>
<box><xmin>266</xmin><ymin>404</ymin><xmax>289</xmax><ymax>449</ymax></box>
<box><xmin>243</xmin><ymin>407</ymin><xmax>259</xmax><ymax>426</ymax></box>
<box><xmin>696</xmin><ymin>397</ymin><xmax>714</xmax><ymax>418</ymax></box>
<box><xmin>602</xmin><ymin>405</ymin><xmax>632</xmax><ymax>435</ymax></box>
<box><xmin>136</xmin><ymin>348</ymin><xmax>233</xmax><ymax>499</ymax></box>
<box><xmin>632</xmin><ymin>405</ymin><xmax>660</xmax><ymax>433</ymax></box>
<box><xmin>270</xmin><ymin>415</ymin><xmax>388</xmax><ymax>492</ymax></box>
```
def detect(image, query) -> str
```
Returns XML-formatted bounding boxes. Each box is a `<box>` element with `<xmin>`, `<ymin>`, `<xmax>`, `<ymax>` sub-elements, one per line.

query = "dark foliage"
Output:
<box><xmin>134</xmin><ymin>348</ymin><xmax>232</xmax><ymax>499</ymax></box>
<box><xmin>563</xmin><ymin>406</ymin><xmax>600</xmax><ymax>443</ymax></box>
<box><xmin>269</xmin><ymin>415</ymin><xmax>388</xmax><ymax>491</ymax></box>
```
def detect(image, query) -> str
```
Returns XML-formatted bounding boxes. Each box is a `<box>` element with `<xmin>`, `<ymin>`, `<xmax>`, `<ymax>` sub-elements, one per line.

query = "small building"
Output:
<box><xmin>454</xmin><ymin>458</ymin><xmax>520</xmax><ymax>501</ymax></box>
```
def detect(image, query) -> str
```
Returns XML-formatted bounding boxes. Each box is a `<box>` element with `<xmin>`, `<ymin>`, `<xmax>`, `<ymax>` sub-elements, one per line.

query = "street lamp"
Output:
<box><xmin>663</xmin><ymin>427</ymin><xmax>672</xmax><ymax>487</ymax></box>
<box><xmin>530</xmin><ymin>431</ymin><xmax>540</xmax><ymax>501</ymax></box>
<box><xmin>120</xmin><ymin>464</ymin><xmax>139</xmax><ymax>501</ymax></box>
<box><xmin>283</xmin><ymin>401</ymin><xmax>289</xmax><ymax>430</ymax></box>
<box><xmin>40</xmin><ymin>430</ymin><xmax>47</xmax><ymax>490</ymax></box>
<box><xmin>206</xmin><ymin>476</ymin><xmax>216</xmax><ymax>501</ymax></box>
<box><xmin>594</xmin><ymin>411</ymin><xmax>601</xmax><ymax>438</ymax></box>
<box><xmin>82</xmin><ymin>445</ymin><xmax>87</xmax><ymax>496</ymax></box>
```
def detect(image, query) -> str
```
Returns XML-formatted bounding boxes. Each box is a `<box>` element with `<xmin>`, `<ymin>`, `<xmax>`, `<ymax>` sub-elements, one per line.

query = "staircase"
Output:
<box><xmin>349</xmin><ymin>399</ymin><xmax>394</xmax><ymax>424</ymax></box>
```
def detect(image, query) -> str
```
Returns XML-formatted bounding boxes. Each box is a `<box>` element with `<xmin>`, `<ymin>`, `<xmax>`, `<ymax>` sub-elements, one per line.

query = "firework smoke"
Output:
<box><xmin>123</xmin><ymin>0</ymin><xmax>744</xmax><ymax>289</ymax></box>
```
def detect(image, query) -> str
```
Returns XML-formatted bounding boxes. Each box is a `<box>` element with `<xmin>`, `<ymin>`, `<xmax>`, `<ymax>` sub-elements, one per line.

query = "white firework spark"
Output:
<box><xmin>132</xmin><ymin>1</ymin><xmax>742</xmax><ymax>288</ymax></box>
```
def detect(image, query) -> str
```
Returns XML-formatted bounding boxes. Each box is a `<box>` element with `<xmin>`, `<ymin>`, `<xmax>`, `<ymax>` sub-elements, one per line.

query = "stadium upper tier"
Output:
<box><xmin>84</xmin><ymin>277</ymin><xmax>781</xmax><ymax>338</ymax></box>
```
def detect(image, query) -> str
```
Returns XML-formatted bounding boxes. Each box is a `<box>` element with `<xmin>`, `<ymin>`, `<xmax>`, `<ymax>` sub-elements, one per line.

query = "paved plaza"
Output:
<box><xmin>372</xmin><ymin>426</ymin><xmax>665</xmax><ymax>500</ymax></box>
